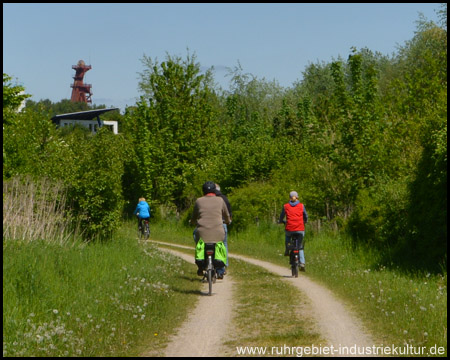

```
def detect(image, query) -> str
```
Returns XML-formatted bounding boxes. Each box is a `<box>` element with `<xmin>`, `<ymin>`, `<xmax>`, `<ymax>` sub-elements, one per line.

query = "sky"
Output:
<box><xmin>3</xmin><ymin>3</ymin><xmax>442</xmax><ymax>112</ymax></box>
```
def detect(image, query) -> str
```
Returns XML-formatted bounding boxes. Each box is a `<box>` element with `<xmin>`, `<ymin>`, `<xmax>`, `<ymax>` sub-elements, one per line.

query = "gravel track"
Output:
<box><xmin>147</xmin><ymin>241</ymin><xmax>376</xmax><ymax>357</ymax></box>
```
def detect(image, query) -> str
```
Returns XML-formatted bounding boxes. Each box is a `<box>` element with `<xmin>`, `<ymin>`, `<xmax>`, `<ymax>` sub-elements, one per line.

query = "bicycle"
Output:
<box><xmin>203</xmin><ymin>243</ymin><xmax>217</xmax><ymax>295</ymax></box>
<box><xmin>286</xmin><ymin>234</ymin><xmax>304</xmax><ymax>278</ymax></box>
<box><xmin>195</xmin><ymin>241</ymin><xmax>226</xmax><ymax>296</ymax></box>
<box><xmin>139</xmin><ymin>218</ymin><xmax>150</xmax><ymax>240</ymax></box>
<box><xmin>279</xmin><ymin>220</ymin><xmax>304</xmax><ymax>277</ymax></box>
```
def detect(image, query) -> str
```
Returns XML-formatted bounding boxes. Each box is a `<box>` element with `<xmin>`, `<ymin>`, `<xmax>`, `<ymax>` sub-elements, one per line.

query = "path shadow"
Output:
<box><xmin>177</xmin><ymin>274</ymin><xmax>200</xmax><ymax>283</ymax></box>
<box><xmin>171</xmin><ymin>287</ymin><xmax>204</xmax><ymax>296</ymax></box>
<box><xmin>170</xmin><ymin>274</ymin><xmax>215</xmax><ymax>297</ymax></box>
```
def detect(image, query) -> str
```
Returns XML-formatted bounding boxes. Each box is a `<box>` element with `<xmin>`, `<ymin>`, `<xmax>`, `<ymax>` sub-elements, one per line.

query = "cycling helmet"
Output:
<box><xmin>202</xmin><ymin>181</ymin><xmax>216</xmax><ymax>195</ymax></box>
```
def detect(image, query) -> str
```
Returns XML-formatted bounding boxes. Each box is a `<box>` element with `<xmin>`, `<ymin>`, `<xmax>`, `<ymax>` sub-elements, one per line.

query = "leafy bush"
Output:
<box><xmin>66</xmin><ymin>128</ymin><xmax>129</xmax><ymax>240</ymax></box>
<box><xmin>228</xmin><ymin>181</ymin><xmax>286</xmax><ymax>231</ymax></box>
<box><xmin>346</xmin><ymin>180</ymin><xmax>409</xmax><ymax>251</ymax></box>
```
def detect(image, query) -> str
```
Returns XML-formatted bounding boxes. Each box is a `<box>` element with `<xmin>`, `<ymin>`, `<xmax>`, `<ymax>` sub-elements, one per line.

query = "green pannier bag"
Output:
<box><xmin>195</xmin><ymin>239</ymin><xmax>226</xmax><ymax>268</ymax></box>
<box><xmin>214</xmin><ymin>241</ymin><xmax>227</xmax><ymax>265</ymax></box>
<box><xmin>195</xmin><ymin>239</ymin><xmax>206</xmax><ymax>261</ymax></box>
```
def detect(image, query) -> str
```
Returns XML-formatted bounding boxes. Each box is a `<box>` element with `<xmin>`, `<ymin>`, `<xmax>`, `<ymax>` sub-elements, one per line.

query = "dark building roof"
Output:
<box><xmin>51</xmin><ymin>108</ymin><xmax>119</xmax><ymax>123</ymax></box>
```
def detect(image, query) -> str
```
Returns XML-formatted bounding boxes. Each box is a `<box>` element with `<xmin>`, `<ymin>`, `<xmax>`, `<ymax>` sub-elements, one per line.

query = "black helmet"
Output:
<box><xmin>202</xmin><ymin>181</ymin><xmax>216</xmax><ymax>195</ymax></box>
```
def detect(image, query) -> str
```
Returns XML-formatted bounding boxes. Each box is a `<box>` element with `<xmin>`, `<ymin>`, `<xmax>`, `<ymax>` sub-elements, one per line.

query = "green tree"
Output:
<box><xmin>123</xmin><ymin>51</ymin><xmax>220</xmax><ymax>211</ymax></box>
<box><xmin>347</xmin><ymin>15</ymin><xmax>447</xmax><ymax>271</ymax></box>
<box><xmin>3</xmin><ymin>73</ymin><xmax>31</xmax><ymax>125</ymax></box>
<box><xmin>64</xmin><ymin>127</ymin><xmax>128</xmax><ymax>239</ymax></box>
<box><xmin>399</xmin><ymin>20</ymin><xmax>447</xmax><ymax>270</ymax></box>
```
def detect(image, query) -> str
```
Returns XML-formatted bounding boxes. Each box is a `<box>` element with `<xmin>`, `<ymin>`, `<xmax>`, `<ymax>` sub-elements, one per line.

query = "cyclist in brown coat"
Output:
<box><xmin>191</xmin><ymin>181</ymin><xmax>231</xmax><ymax>278</ymax></box>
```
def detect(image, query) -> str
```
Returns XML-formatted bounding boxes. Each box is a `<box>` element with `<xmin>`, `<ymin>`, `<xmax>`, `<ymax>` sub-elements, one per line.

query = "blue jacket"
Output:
<box><xmin>134</xmin><ymin>201</ymin><xmax>151</xmax><ymax>219</ymax></box>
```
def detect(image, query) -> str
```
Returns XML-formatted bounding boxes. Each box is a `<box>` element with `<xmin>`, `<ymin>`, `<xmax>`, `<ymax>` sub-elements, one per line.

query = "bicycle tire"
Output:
<box><xmin>292</xmin><ymin>264</ymin><xmax>299</xmax><ymax>278</ymax></box>
<box><xmin>207</xmin><ymin>269</ymin><xmax>213</xmax><ymax>295</ymax></box>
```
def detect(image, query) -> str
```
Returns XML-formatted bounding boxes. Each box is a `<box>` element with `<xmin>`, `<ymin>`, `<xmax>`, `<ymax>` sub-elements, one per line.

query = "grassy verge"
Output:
<box><xmin>305</xmin><ymin>232</ymin><xmax>447</xmax><ymax>355</ymax></box>
<box><xmin>3</xmin><ymin>221</ymin><xmax>202</xmax><ymax>357</ymax></box>
<box><xmin>150</xmin><ymin>221</ymin><xmax>447</xmax><ymax>356</ymax></box>
<box><xmin>223</xmin><ymin>258</ymin><xmax>324</xmax><ymax>356</ymax></box>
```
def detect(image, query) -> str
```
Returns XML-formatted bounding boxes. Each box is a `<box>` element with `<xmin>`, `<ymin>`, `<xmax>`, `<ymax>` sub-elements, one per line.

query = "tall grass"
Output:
<box><xmin>3</xmin><ymin>176</ymin><xmax>78</xmax><ymax>244</ymax></box>
<box><xmin>305</xmin><ymin>232</ymin><xmax>447</xmax><ymax>355</ymax></box>
<box><xmin>3</xmin><ymin>222</ymin><xmax>202</xmax><ymax>357</ymax></box>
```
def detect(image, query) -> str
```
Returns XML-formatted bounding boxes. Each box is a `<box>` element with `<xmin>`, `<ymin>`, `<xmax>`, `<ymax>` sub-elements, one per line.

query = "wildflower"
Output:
<box><xmin>423</xmin><ymin>332</ymin><xmax>428</xmax><ymax>337</ymax></box>
<box><xmin>420</xmin><ymin>306</ymin><xmax>427</xmax><ymax>311</ymax></box>
<box><xmin>53</xmin><ymin>309</ymin><xmax>59</xmax><ymax>314</ymax></box>
<box><xmin>403</xmin><ymin>330</ymin><xmax>408</xmax><ymax>335</ymax></box>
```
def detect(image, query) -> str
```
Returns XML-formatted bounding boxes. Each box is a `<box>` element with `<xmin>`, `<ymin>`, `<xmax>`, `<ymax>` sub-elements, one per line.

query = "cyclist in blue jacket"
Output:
<box><xmin>134</xmin><ymin>197</ymin><xmax>151</xmax><ymax>231</ymax></box>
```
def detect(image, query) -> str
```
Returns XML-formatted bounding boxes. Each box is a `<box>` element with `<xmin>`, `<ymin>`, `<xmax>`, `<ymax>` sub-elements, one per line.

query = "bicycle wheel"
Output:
<box><xmin>207</xmin><ymin>269</ymin><xmax>213</xmax><ymax>295</ymax></box>
<box><xmin>143</xmin><ymin>223</ymin><xmax>149</xmax><ymax>240</ymax></box>
<box><xmin>292</xmin><ymin>263</ymin><xmax>299</xmax><ymax>278</ymax></box>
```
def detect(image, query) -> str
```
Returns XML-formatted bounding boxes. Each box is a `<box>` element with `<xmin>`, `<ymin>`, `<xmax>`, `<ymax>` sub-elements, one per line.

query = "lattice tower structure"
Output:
<box><xmin>70</xmin><ymin>60</ymin><xmax>93</xmax><ymax>103</ymax></box>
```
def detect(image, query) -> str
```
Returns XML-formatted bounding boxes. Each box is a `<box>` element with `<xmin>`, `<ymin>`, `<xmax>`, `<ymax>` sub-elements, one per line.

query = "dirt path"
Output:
<box><xmin>229</xmin><ymin>254</ymin><xmax>375</xmax><ymax>352</ymax></box>
<box><xmin>149</xmin><ymin>241</ymin><xmax>375</xmax><ymax>357</ymax></box>
<box><xmin>153</xmin><ymin>247</ymin><xmax>234</xmax><ymax>357</ymax></box>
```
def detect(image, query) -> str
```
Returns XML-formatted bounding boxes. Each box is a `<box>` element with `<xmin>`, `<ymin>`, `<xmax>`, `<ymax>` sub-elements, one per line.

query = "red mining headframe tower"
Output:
<box><xmin>70</xmin><ymin>60</ymin><xmax>93</xmax><ymax>103</ymax></box>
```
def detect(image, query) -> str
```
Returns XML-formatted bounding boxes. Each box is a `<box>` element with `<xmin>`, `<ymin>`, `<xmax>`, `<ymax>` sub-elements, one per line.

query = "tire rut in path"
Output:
<box><xmin>148</xmin><ymin>241</ymin><xmax>376</xmax><ymax>357</ymax></box>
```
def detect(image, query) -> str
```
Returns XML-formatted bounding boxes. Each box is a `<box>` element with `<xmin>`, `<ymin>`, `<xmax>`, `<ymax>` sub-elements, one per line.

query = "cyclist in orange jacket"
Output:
<box><xmin>279</xmin><ymin>191</ymin><xmax>308</xmax><ymax>271</ymax></box>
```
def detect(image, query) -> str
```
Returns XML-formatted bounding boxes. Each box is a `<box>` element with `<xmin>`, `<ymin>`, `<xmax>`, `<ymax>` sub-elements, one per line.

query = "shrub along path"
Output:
<box><xmin>148</xmin><ymin>240</ymin><xmax>376</xmax><ymax>357</ymax></box>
